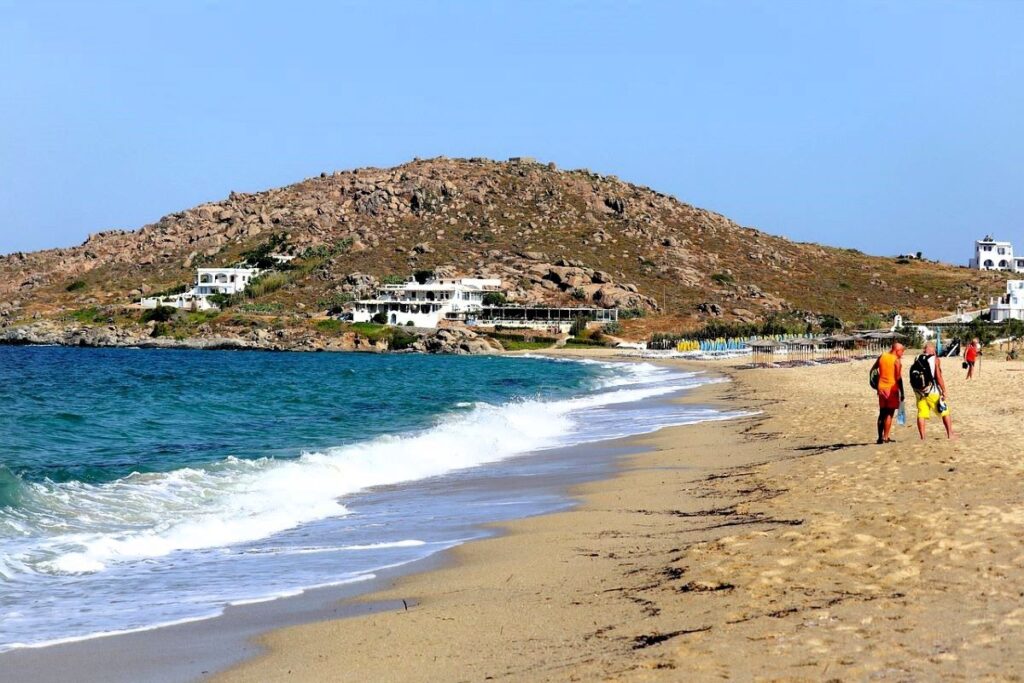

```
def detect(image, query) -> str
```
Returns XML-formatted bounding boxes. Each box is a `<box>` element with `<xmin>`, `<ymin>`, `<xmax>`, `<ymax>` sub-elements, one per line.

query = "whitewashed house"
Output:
<box><xmin>141</xmin><ymin>267</ymin><xmax>260</xmax><ymax>311</ymax></box>
<box><xmin>989</xmin><ymin>280</ymin><xmax>1024</xmax><ymax>322</ymax></box>
<box><xmin>970</xmin><ymin>236</ymin><xmax>1024</xmax><ymax>272</ymax></box>
<box><xmin>351</xmin><ymin>276</ymin><xmax>501</xmax><ymax>327</ymax></box>
<box><xmin>193</xmin><ymin>268</ymin><xmax>260</xmax><ymax>296</ymax></box>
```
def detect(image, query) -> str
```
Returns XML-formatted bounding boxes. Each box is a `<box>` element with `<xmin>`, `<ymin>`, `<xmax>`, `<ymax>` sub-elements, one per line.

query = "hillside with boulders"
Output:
<box><xmin>0</xmin><ymin>156</ymin><xmax>1009</xmax><ymax>346</ymax></box>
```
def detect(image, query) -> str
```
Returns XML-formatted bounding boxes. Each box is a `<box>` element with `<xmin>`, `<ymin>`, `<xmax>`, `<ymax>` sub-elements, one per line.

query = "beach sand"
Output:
<box><xmin>218</xmin><ymin>353</ymin><xmax>1024</xmax><ymax>681</ymax></box>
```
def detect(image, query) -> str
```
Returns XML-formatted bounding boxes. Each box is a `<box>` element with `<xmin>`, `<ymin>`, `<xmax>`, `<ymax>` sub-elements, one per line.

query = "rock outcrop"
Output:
<box><xmin>411</xmin><ymin>328</ymin><xmax>499</xmax><ymax>355</ymax></box>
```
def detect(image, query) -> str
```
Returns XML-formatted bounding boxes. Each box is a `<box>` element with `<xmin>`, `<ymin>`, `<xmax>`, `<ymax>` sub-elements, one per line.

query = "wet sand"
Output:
<box><xmin>218</xmin><ymin>353</ymin><xmax>1024</xmax><ymax>681</ymax></box>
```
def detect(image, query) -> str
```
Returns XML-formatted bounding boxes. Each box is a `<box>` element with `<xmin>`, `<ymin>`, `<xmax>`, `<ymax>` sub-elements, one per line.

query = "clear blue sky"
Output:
<box><xmin>2</xmin><ymin>1</ymin><xmax>1022</xmax><ymax>264</ymax></box>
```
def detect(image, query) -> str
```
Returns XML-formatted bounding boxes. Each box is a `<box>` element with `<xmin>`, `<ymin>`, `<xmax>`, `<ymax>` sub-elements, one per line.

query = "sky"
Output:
<box><xmin>1</xmin><ymin>0</ymin><xmax>1022</xmax><ymax>264</ymax></box>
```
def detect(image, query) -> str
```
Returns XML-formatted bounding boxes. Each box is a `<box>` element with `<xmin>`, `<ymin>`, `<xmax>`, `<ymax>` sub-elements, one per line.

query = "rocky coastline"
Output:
<box><xmin>0</xmin><ymin>320</ymin><xmax>500</xmax><ymax>355</ymax></box>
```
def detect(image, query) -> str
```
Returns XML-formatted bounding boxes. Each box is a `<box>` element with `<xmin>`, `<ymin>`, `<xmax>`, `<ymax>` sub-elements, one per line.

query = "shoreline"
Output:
<box><xmin>217</xmin><ymin>353</ymin><xmax>1024</xmax><ymax>681</ymax></box>
<box><xmin>211</xmin><ymin>365</ymin><xmax>746</xmax><ymax>682</ymax></box>
<box><xmin>0</xmin><ymin>351</ymin><xmax>722</xmax><ymax>682</ymax></box>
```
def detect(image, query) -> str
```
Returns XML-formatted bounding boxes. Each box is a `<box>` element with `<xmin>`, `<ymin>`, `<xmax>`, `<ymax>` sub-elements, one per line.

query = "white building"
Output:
<box><xmin>989</xmin><ymin>280</ymin><xmax>1024</xmax><ymax>322</ymax></box>
<box><xmin>351</xmin><ymin>276</ymin><xmax>502</xmax><ymax>327</ymax></box>
<box><xmin>194</xmin><ymin>268</ymin><xmax>261</xmax><ymax>296</ymax></box>
<box><xmin>141</xmin><ymin>267</ymin><xmax>260</xmax><ymax>311</ymax></box>
<box><xmin>970</xmin><ymin>236</ymin><xmax>1024</xmax><ymax>272</ymax></box>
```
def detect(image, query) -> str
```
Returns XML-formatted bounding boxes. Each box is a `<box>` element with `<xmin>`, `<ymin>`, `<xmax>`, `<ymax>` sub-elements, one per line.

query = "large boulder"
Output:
<box><xmin>412</xmin><ymin>328</ymin><xmax>497</xmax><ymax>355</ymax></box>
<box><xmin>591</xmin><ymin>284</ymin><xmax>658</xmax><ymax>311</ymax></box>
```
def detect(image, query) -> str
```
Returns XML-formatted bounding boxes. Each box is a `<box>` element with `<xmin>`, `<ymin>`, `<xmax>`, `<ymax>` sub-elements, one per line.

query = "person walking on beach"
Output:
<box><xmin>965</xmin><ymin>338</ymin><xmax>980</xmax><ymax>379</ymax></box>
<box><xmin>911</xmin><ymin>341</ymin><xmax>954</xmax><ymax>440</ymax></box>
<box><xmin>871</xmin><ymin>342</ymin><xmax>905</xmax><ymax>444</ymax></box>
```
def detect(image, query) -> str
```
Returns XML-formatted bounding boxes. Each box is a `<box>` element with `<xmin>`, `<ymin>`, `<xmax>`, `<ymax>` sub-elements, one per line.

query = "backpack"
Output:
<box><xmin>909</xmin><ymin>354</ymin><xmax>934</xmax><ymax>393</ymax></box>
<box><xmin>869</xmin><ymin>366</ymin><xmax>880</xmax><ymax>390</ymax></box>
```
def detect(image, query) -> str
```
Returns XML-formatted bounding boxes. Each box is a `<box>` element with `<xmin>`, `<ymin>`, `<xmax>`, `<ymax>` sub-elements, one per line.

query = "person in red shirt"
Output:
<box><xmin>964</xmin><ymin>338</ymin><xmax>979</xmax><ymax>379</ymax></box>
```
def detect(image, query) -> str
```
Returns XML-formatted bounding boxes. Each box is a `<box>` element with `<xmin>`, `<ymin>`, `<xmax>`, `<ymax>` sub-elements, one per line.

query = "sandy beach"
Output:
<box><xmin>215</xmin><ymin>351</ymin><xmax>1024</xmax><ymax>681</ymax></box>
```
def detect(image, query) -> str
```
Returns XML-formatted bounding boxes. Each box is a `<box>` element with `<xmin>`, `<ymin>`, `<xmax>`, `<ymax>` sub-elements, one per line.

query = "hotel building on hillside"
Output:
<box><xmin>140</xmin><ymin>267</ymin><xmax>261</xmax><ymax>311</ymax></box>
<box><xmin>349</xmin><ymin>275</ymin><xmax>619</xmax><ymax>332</ymax></box>
<box><xmin>970</xmin><ymin>236</ymin><xmax>1024</xmax><ymax>272</ymax></box>
<box><xmin>351</xmin><ymin>276</ymin><xmax>503</xmax><ymax>327</ymax></box>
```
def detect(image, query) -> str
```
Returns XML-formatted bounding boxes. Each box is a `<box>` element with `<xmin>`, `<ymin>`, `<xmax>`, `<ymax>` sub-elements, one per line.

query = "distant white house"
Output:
<box><xmin>141</xmin><ymin>267</ymin><xmax>260</xmax><ymax>311</ymax></box>
<box><xmin>970</xmin><ymin>236</ymin><xmax>1024</xmax><ymax>272</ymax></box>
<box><xmin>989</xmin><ymin>280</ymin><xmax>1024</xmax><ymax>322</ymax></box>
<box><xmin>890</xmin><ymin>313</ymin><xmax>935</xmax><ymax>341</ymax></box>
<box><xmin>351</xmin><ymin>276</ymin><xmax>502</xmax><ymax>327</ymax></box>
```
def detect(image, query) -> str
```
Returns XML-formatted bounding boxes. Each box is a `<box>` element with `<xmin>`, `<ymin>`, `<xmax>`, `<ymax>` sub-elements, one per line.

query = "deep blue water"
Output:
<box><xmin>0</xmin><ymin>346</ymin><xmax>724</xmax><ymax>651</ymax></box>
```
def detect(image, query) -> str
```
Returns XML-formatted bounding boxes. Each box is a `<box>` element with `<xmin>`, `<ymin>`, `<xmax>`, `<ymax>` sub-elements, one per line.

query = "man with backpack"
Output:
<box><xmin>870</xmin><ymin>342</ymin><xmax>905</xmax><ymax>444</ymax></box>
<box><xmin>910</xmin><ymin>341</ymin><xmax>955</xmax><ymax>440</ymax></box>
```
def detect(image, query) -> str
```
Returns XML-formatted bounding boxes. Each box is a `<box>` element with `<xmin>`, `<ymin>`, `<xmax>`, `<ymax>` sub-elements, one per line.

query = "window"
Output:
<box><xmin>999</xmin><ymin>248</ymin><xmax>1006</xmax><ymax>255</ymax></box>
<box><xmin>1000</xmin><ymin>260</ymin><xmax>1010</xmax><ymax>268</ymax></box>
<box><xmin>984</xmin><ymin>259</ymin><xmax>994</xmax><ymax>267</ymax></box>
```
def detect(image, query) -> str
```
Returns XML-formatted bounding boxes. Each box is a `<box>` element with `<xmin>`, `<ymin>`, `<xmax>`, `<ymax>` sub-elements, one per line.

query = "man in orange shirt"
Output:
<box><xmin>871</xmin><ymin>342</ymin><xmax>905</xmax><ymax>444</ymax></box>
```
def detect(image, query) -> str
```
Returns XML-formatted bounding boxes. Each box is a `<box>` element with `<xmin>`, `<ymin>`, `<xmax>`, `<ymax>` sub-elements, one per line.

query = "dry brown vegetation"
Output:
<box><xmin>0</xmin><ymin>157</ymin><xmax>1008</xmax><ymax>338</ymax></box>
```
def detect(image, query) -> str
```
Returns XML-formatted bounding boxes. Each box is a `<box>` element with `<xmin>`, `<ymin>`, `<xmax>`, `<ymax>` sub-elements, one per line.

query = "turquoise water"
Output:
<box><xmin>1</xmin><ymin>348</ymin><xmax>604</xmax><ymax>487</ymax></box>
<box><xmin>0</xmin><ymin>346</ymin><xmax>725</xmax><ymax>650</ymax></box>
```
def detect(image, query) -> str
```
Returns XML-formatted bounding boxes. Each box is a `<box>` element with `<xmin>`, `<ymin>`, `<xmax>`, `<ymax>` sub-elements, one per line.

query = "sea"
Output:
<box><xmin>0</xmin><ymin>346</ymin><xmax>732</xmax><ymax>652</ymax></box>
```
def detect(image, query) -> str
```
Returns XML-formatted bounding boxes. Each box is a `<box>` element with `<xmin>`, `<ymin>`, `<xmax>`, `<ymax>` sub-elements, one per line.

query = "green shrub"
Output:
<box><xmin>349</xmin><ymin>322</ymin><xmax>390</xmax><ymax>342</ymax></box>
<box><xmin>371</xmin><ymin>312</ymin><xmax>388</xmax><ymax>324</ymax></box>
<box><xmin>65</xmin><ymin>280</ymin><xmax>87</xmax><ymax>292</ymax></box>
<box><xmin>69</xmin><ymin>307</ymin><xmax>105</xmax><ymax>324</ymax></box>
<box><xmin>389</xmin><ymin>328</ymin><xmax>419</xmax><ymax>350</ymax></box>
<box><xmin>300</xmin><ymin>239</ymin><xmax>352</xmax><ymax>261</ymax></box>
<box><xmin>819</xmin><ymin>314</ymin><xmax>843</xmax><ymax>333</ymax></box>
<box><xmin>603</xmin><ymin>321</ymin><xmax>622</xmax><ymax>335</ymax></box>
<box><xmin>381</xmin><ymin>275</ymin><xmax>406</xmax><ymax>285</ymax></box>
<box><xmin>569</xmin><ymin>315</ymin><xmax>593</xmax><ymax>337</ymax></box>
<box><xmin>896</xmin><ymin>324</ymin><xmax>923</xmax><ymax>348</ymax></box>
<box><xmin>208</xmin><ymin>293</ymin><xmax>238</xmax><ymax>308</ymax></box>
<box><xmin>315</xmin><ymin>319</ymin><xmax>343</xmax><ymax>334</ymax></box>
<box><xmin>318</xmin><ymin>293</ymin><xmax>354</xmax><ymax>315</ymax></box>
<box><xmin>967</xmin><ymin>318</ymin><xmax>998</xmax><ymax>346</ymax></box>
<box><xmin>141</xmin><ymin>305</ymin><xmax>177</xmax><ymax>323</ymax></box>
<box><xmin>483</xmin><ymin>291</ymin><xmax>507</xmax><ymax>306</ymax></box>
<box><xmin>414</xmin><ymin>269</ymin><xmax>434</xmax><ymax>284</ymax></box>
<box><xmin>237</xmin><ymin>302</ymin><xmax>282</xmax><ymax>314</ymax></box>
<box><xmin>184</xmin><ymin>310</ymin><xmax>221</xmax><ymax>325</ymax></box>
<box><xmin>711</xmin><ymin>272</ymin><xmax>734</xmax><ymax>286</ymax></box>
<box><xmin>565</xmin><ymin>337</ymin><xmax>608</xmax><ymax>348</ymax></box>
<box><xmin>498</xmin><ymin>339</ymin><xmax>554</xmax><ymax>351</ymax></box>
<box><xmin>861</xmin><ymin>314</ymin><xmax>884</xmax><ymax>330</ymax></box>
<box><xmin>246</xmin><ymin>272</ymin><xmax>290</xmax><ymax>298</ymax></box>
<box><xmin>241</xmin><ymin>233</ymin><xmax>292</xmax><ymax>270</ymax></box>
<box><xmin>619</xmin><ymin>308</ymin><xmax>646</xmax><ymax>319</ymax></box>
<box><xmin>1003</xmin><ymin>318</ymin><xmax>1024</xmax><ymax>341</ymax></box>
<box><xmin>349</xmin><ymin>322</ymin><xmax>386</xmax><ymax>334</ymax></box>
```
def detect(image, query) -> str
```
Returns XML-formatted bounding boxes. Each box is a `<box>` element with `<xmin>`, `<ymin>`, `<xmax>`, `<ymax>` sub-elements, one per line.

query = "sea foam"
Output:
<box><xmin>3</xmin><ymin>361</ymin><xmax>708</xmax><ymax>578</ymax></box>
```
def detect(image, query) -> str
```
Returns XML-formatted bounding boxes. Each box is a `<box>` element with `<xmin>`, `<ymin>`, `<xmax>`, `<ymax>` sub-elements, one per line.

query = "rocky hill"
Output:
<box><xmin>0</xmin><ymin>157</ymin><xmax>1008</xmax><ymax>342</ymax></box>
